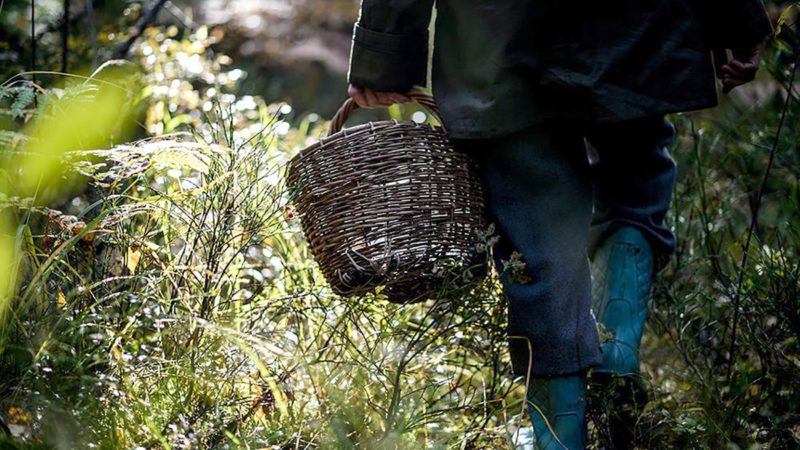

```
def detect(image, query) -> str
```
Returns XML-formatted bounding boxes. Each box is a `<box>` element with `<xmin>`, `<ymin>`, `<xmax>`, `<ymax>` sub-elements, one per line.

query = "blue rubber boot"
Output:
<box><xmin>591</xmin><ymin>227</ymin><xmax>653</xmax><ymax>382</ymax></box>
<box><xmin>589</xmin><ymin>227</ymin><xmax>654</xmax><ymax>448</ymax></box>
<box><xmin>525</xmin><ymin>374</ymin><xmax>588</xmax><ymax>450</ymax></box>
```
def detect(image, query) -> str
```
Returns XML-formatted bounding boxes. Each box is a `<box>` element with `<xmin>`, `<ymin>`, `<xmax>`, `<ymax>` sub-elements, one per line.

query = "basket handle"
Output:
<box><xmin>328</xmin><ymin>86</ymin><xmax>444</xmax><ymax>136</ymax></box>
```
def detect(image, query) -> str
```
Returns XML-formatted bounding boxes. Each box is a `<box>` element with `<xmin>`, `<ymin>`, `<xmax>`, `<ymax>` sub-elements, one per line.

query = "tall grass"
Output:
<box><xmin>0</xmin><ymin>112</ymin><xmax>521</xmax><ymax>449</ymax></box>
<box><xmin>0</xmin><ymin>27</ymin><xmax>524</xmax><ymax>447</ymax></box>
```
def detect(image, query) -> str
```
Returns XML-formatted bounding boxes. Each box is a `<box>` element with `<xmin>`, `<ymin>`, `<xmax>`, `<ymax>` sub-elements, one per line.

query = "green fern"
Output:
<box><xmin>0</xmin><ymin>86</ymin><xmax>37</xmax><ymax>120</ymax></box>
<box><xmin>10</xmin><ymin>87</ymin><xmax>35</xmax><ymax>119</ymax></box>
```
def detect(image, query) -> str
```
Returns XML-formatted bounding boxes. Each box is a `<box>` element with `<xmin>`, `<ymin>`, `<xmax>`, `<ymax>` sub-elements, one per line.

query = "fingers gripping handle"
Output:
<box><xmin>328</xmin><ymin>87</ymin><xmax>444</xmax><ymax>136</ymax></box>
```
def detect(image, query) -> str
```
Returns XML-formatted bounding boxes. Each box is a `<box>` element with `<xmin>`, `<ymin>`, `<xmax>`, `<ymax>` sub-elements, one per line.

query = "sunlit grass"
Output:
<box><xmin>0</xmin><ymin>56</ymin><xmax>520</xmax><ymax>447</ymax></box>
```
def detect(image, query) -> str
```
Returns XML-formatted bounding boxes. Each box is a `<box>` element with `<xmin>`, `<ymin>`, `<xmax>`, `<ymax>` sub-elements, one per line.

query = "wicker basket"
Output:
<box><xmin>286</xmin><ymin>89</ymin><xmax>486</xmax><ymax>303</ymax></box>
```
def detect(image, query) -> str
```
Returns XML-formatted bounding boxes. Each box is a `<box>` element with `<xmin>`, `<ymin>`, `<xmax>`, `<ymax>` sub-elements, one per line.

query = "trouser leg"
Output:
<box><xmin>456</xmin><ymin>121</ymin><xmax>602</xmax><ymax>377</ymax></box>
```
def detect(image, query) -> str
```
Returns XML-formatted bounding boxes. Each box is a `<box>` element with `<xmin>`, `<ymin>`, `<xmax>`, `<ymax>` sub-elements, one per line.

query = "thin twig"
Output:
<box><xmin>61</xmin><ymin>0</ymin><xmax>70</xmax><ymax>73</ymax></box>
<box><xmin>725</xmin><ymin>47</ymin><xmax>800</xmax><ymax>383</ymax></box>
<box><xmin>163</xmin><ymin>0</ymin><xmax>196</xmax><ymax>30</ymax></box>
<box><xmin>30</xmin><ymin>0</ymin><xmax>37</xmax><ymax>101</ymax></box>
<box><xmin>113</xmin><ymin>0</ymin><xmax>168</xmax><ymax>59</ymax></box>
<box><xmin>0</xmin><ymin>414</ymin><xmax>9</xmax><ymax>434</ymax></box>
<box><xmin>85</xmin><ymin>0</ymin><xmax>97</xmax><ymax>69</ymax></box>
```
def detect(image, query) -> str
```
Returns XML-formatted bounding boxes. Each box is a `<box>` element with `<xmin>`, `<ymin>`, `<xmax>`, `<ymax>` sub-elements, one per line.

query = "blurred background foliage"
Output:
<box><xmin>0</xmin><ymin>0</ymin><xmax>799</xmax><ymax>449</ymax></box>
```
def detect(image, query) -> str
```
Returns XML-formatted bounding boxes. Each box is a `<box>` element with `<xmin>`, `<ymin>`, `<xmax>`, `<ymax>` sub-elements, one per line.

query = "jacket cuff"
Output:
<box><xmin>347</xmin><ymin>23</ymin><xmax>429</xmax><ymax>92</ymax></box>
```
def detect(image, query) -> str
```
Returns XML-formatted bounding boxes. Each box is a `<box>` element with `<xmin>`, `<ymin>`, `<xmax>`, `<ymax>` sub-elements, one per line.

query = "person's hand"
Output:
<box><xmin>348</xmin><ymin>84</ymin><xmax>412</xmax><ymax>108</ymax></box>
<box><xmin>713</xmin><ymin>44</ymin><xmax>762</xmax><ymax>94</ymax></box>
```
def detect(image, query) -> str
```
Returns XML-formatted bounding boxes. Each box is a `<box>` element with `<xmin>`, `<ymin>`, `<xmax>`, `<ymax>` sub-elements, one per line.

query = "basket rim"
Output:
<box><xmin>315</xmin><ymin>118</ymin><xmax>442</xmax><ymax>149</ymax></box>
<box><xmin>287</xmin><ymin>119</ymin><xmax>448</xmax><ymax>182</ymax></box>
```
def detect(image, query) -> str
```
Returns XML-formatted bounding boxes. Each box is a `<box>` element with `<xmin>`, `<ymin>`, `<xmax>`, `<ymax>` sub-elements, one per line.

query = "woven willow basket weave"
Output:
<box><xmin>286</xmin><ymin>89</ymin><xmax>486</xmax><ymax>303</ymax></box>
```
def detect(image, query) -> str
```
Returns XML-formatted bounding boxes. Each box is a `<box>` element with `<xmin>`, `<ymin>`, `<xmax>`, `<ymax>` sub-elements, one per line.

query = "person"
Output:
<box><xmin>345</xmin><ymin>1</ymin><xmax>772</xmax><ymax>448</ymax></box>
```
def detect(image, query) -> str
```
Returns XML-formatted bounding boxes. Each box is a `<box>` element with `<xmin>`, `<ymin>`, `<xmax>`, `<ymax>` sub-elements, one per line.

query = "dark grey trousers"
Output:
<box><xmin>455</xmin><ymin>117</ymin><xmax>677</xmax><ymax>377</ymax></box>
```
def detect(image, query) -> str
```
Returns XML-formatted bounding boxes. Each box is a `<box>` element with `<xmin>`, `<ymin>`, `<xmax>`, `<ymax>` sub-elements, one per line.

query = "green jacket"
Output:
<box><xmin>348</xmin><ymin>0</ymin><xmax>773</xmax><ymax>138</ymax></box>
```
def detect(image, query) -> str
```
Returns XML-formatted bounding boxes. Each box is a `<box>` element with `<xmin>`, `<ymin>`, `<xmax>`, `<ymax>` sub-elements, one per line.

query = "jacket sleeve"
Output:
<box><xmin>348</xmin><ymin>0</ymin><xmax>435</xmax><ymax>92</ymax></box>
<box><xmin>697</xmin><ymin>0</ymin><xmax>773</xmax><ymax>49</ymax></box>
